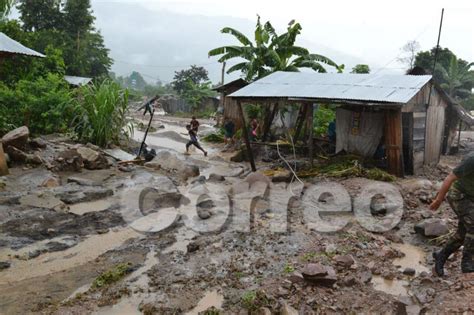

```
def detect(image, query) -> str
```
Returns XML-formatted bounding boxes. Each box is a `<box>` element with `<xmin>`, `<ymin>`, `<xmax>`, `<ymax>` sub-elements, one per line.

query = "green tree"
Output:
<box><xmin>351</xmin><ymin>64</ymin><xmax>370</xmax><ymax>74</ymax></box>
<box><xmin>209</xmin><ymin>16</ymin><xmax>341</xmax><ymax>81</ymax></box>
<box><xmin>172</xmin><ymin>65</ymin><xmax>209</xmax><ymax>94</ymax></box>
<box><xmin>415</xmin><ymin>47</ymin><xmax>473</xmax><ymax>101</ymax></box>
<box><xmin>181</xmin><ymin>80</ymin><xmax>216</xmax><ymax>112</ymax></box>
<box><xmin>17</xmin><ymin>0</ymin><xmax>63</xmax><ymax>31</ymax></box>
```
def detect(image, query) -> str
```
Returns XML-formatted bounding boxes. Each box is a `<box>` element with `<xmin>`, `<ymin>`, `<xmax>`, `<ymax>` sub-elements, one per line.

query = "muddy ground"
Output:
<box><xmin>0</xmin><ymin>113</ymin><xmax>473</xmax><ymax>315</ymax></box>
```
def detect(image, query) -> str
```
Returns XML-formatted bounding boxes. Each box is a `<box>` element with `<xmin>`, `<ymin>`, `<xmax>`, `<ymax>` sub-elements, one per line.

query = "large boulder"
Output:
<box><xmin>2</xmin><ymin>126</ymin><xmax>29</xmax><ymax>150</ymax></box>
<box><xmin>302</xmin><ymin>263</ymin><xmax>337</xmax><ymax>286</ymax></box>
<box><xmin>76</xmin><ymin>146</ymin><xmax>109</xmax><ymax>170</ymax></box>
<box><xmin>415</xmin><ymin>218</ymin><xmax>449</xmax><ymax>237</ymax></box>
<box><xmin>147</xmin><ymin>150</ymin><xmax>200</xmax><ymax>180</ymax></box>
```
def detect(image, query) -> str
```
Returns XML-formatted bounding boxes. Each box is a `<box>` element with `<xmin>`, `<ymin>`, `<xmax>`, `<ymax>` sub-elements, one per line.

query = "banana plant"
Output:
<box><xmin>209</xmin><ymin>16</ymin><xmax>342</xmax><ymax>81</ymax></box>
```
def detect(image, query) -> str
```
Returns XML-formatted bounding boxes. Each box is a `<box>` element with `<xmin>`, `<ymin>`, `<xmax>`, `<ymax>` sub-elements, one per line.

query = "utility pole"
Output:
<box><xmin>221</xmin><ymin>62</ymin><xmax>226</xmax><ymax>85</ymax></box>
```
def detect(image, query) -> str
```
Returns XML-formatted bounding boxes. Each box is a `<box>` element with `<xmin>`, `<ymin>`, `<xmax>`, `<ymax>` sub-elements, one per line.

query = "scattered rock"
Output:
<box><xmin>245</xmin><ymin>172</ymin><xmax>271</xmax><ymax>186</ymax></box>
<box><xmin>287</xmin><ymin>271</ymin><xmax>305</xmax><ymax>283</ymax></box>
<box><xmin>187</xmin><ymin>242</ymin><xmax>200</xmax><ymax>253</ymax></box>
<box><xmin>230</xmin><ymin>150</ymin><xmax>244</xmax><ymax>162</ymax></box>
<box><xmin>359</xmin><ymin>270</ymin><xmax>373</xmax><ymax>283</ymax></box>
<box><xmin>334</xmin><ymin>254</ymin><xmax>355</xmax><ymax>267</ymax></box>
<box><xmin>257</xmin><ymin>307</ymin><xmax>272</xmax><ymax>315</ymax></box>
<box><xmin>197</xmin><ymin>209</ymin><xmax>212</xmax><ymax>220</ymax></box>
<box><xmin>403</xmin><ymin>268</ymin><xmax>416</xmax><ymax>276</ymax></box>
<box><xmin>19</xmin><ymin>192</ymin><xmax>66</xmax><ymax>211</ymax></box>
<box><xmin>2</xmin><ymin>126</ymin><xmax>29</xmax><ymax>149</ymax></box>
<box><xmin>208</xmin><ymin>173</ymin><xmax>225</xmax><ymax>182</ymax></box>
<box><xmin>0</xmin><ymin>261</ymin><xmax>11</xmax><ymax>271</ymax></box>
<box><xmin>67</xmin><ymin>176</ymin><xmax>100</xmax><ymax>186</ymax></box>
<box><xmin>29</xmin><ymin>138</ymin><xmax>47</xmax><ymax>149</ymax></box>
<box><xmin>415</xmin><ymin>219</ymin><xmax>449</xmax><ymax>237</ymax></box>
<box><xmin>182</xmin><ymin>164</ymin><xmax>200</xmax><ymax>180</ymax></box>
<box><xmin>41</xmin><ymin>177</ymin><xmax>60</xmax><ymax>188</ymax></box>
<box><xmin>342</xmin><ymin>275</ymin><xmax>358</xmax><ymax>286</ymax></box>
<box><xmin>55</xmin><ymin>186</ymin><xmax>113</xmax><ymax>204</ymax></box>
<box><xmin>56</xmin><ymin>149</ymin><xmax>83</xmax><ymax>172</ymax></box>
<box><xmin>271</xmin><ymin>169</ymin><xmax>293</xmax><ymax>183</ymax></box>
<box><xmin>280</xmin><ymin>302</ymin><xmax>298</xmax><ymax>315</ymax></box>
<box><xmin>28</xmin><ymin>249</ymin><xmax>41</xmax><ymax>259</ymax></box>
<box><xmin>302</xmin><ymin>263</ymin><xmax>337</xmax><ymax>286</ymax></box>
<box><xmin>76</xmin><ymin>146</ymin><xmax>109</xmax><ymax>170</ymax></box>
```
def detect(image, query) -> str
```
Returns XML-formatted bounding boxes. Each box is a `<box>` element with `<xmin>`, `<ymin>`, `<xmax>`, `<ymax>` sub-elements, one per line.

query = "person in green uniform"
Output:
<box><xmin>430</xmin><ymin>153</ymin><xmax>474</xmax><ymax>276</ymax></box>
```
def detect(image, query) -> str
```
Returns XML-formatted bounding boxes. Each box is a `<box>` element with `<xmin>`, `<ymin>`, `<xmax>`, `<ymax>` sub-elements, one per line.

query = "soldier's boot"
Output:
<box><xmin>461</xmin><ymin>235</ymin><xmax>474</xmax><ymax>273</ymax></box>
<box><xmin>433</xmin><ymin>242</ymin><xmax>461</xmax><ymax>277</ymax></box>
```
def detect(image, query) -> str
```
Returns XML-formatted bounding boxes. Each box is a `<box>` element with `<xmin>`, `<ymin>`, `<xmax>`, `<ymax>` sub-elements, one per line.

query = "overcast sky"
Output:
<box><xmin>94</xmin><ymin>0</ymin><xmax>473</xmax><ymax>71</ymax></box>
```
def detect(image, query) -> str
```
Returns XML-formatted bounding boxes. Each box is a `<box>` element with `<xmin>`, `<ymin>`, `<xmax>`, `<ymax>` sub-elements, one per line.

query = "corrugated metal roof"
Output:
<box><xmin>229</xmin><ymin>71</ymin><xmax>432</xmax><ymax>104</ymax></box>
<box><xmin>64</xmin><ymin>75</ymin><xmax>92</xmax><ymax>86</ymax></box>
<box><xmin>0</xmin><ymin>32</ymin><xmax>45</xmax><ymax>58</ymax></box>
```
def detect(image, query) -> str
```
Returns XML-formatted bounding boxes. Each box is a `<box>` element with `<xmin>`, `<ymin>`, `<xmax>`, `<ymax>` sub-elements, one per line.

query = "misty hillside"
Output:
<box><xmin>92</xmin><ymin>2</ymin><xmax>368</xmax><ymax>84</ymax></box>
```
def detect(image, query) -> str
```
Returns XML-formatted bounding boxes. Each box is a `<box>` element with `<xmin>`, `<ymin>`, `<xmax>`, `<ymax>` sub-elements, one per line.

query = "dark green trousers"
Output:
<box><xmin>445</xmin><ymin>187</ymin><xmax>474</xmax><ymax>273</ymax></box>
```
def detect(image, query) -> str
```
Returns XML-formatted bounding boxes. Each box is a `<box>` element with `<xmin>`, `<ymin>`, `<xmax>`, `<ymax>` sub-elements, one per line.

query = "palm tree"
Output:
<box><xmin>209</xmin><ymin>16</ymin><xmax>341</xmax><ymax>81</ymax></box>
<box><xmin>436</xmin><ymin>56</ymin><xmax>474</xmax><ymax>100</ymax></box>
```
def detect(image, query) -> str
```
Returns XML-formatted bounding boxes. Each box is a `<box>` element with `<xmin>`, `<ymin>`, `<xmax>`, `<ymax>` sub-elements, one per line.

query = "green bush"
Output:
<box><xmin>74</xmin><ymin>79</ymin><xmax>132</xmax><ymax>147</ymax></box>
<box><xmin>0</xmin><ymin>73</ymin><xmax>73</xmax><ymax>135</ymax></box>
<box><xmin>314</xmin><ymin>105</ymin><xmax>336</xmax><ymax>136</ymax></box>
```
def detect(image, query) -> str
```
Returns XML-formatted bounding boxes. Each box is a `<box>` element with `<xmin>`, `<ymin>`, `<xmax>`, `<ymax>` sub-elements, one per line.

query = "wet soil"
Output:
<box><xmin>1</xmin><ymin>114</ymin><xmax>473</xmax><ymax>314</ymax></box>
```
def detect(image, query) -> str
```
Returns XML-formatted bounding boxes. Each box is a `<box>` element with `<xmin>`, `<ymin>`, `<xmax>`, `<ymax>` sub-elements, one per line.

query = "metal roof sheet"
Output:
<box><xmin>229</xmin><ymin>71</ymin><xmax>432</xmax><ymax>104</ymax></box>
<box><xmin>0</xmin><ymin>32</ymin><xmax>45</xmax><ymax>58</ymax></box>
<box><xmin>64</xmin><ymin>75</ymin><xmax>92</xmax><ymax>86</ymax></box>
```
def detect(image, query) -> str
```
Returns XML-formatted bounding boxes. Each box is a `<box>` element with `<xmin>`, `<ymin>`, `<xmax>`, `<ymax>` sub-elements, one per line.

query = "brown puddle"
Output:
<box><xmin>372</xmin><ymin>276</ymin><xmax>409</xmax><ymax>297</ymax></box>
<box><xmin>184</xmin><ymin>290</ymin><xmax>224</xmax><ymax>315</ymax></box>
<box><xmin>0</xmin><ymin>228</ymin><xmax>141</xmax><ymax>284</ymax></box>
<box><xmin>393</xmin><ymin>243</ymin><xmax>429</xmax><ymax>274</ymax></box>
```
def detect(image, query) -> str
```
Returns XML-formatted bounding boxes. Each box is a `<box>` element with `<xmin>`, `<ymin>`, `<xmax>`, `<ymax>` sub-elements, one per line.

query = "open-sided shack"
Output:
<box><xmin>229</xmin><ymin>71</ymin><xmax>468</xmax><ymax>177</ymax></box>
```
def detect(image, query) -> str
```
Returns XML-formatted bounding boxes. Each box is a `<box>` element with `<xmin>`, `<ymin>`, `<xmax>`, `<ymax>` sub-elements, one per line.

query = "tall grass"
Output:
<box><xmin>75</xmin><ymin>80</ymin><xmax>133</xmax><ymax>147</ymax></box>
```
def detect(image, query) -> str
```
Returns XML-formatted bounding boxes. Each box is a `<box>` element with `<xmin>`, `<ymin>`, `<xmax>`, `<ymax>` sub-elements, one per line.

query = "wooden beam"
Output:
<box><xmin>237</xmin><ymin>100</ymin><xmax>256</xmax><ymax>172</ymax></box>
<box><xmin>293</xmin><ymin>105</ymin><xmax>307</xmax><ymax>143</ymax></box>
<box><xmin>384</xmin><ymin>109</ymin><xmax>404</xmax><ymax>177</ymax></box>
<box><xmin>262</xmin><ymin>102</ymin><xmax>279</xmax><ymax>142</ymax></box>
<box><xmin>306</xmin><ymin>103</ymin><xmax>314</xmax><ymax>167</ymax></box>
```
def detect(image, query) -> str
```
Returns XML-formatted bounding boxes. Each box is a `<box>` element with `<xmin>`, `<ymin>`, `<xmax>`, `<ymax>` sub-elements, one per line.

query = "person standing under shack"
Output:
<box><xmin>249</xmin><ymin>118</ymin><xmax>259</xmax><ymax>141</ymax></box>
<box><xmin>185</xmin><ymin>124</ymin><xmax>207</xmax><ymax>156</ymax></box>
<box><xmin>224</xmin><ymin>118</ymin><xmax>235</xmax><ymax>145</ymax></box>
<box><xmin>190</xmin><ymin>116</ymin><xmax>200</xmax><ymax>133</ymax></box>
<box><xmin>430</xmin><ymin>153</ymin><xmax>474</xmax><ymax>276</ymax></box>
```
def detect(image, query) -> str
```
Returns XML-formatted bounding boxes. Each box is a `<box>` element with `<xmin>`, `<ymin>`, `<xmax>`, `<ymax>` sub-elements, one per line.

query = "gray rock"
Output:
<box><xmin>334</xmin><ymin>254</ymin><xmax>355</xmax><ymax>267</ymax></box>
<box><xmin>55</xmin><ymin>185</ymin><xmax>114</xmax><ymax>204</ymax></box>
<box><xmin>403</xmin><ymin>268</ymin><xmax>416</xmax><ymax>276</ymax></box>
<box><xmin>76</xmin><ymin>146</ymin><xmax>109</xmax><ymax>170</ymax></box>
<box><xmin>415</xmin><ymin>218</ymin><xmax>449</xmax><ymax>237</ymax></box>
<box><xmin>359</xmin><ymin>270</ymin><xmax>373</xmax><ymax>283</ymax></box>
<box><xmin>29</xmin><ymin>138</ymin><xmax>47</xmax><ymax>149</ymax></box>
<box><xmin>2</xmin><ymin>126</ymin><xmax>29</xmax><ymax>149</ymax></box>
<box><xmin>281</xmin><ymin>302</ymin><xmax>298</xmax><ymax>315</ymax></box>
<box><xmin>208</xmin><ymin>173</ymin><xmax>225</xmax><ymax>182</ymax></box>
<box><xmin>197</xmin><ymin>209</ymin><xmax>212</xmax><ymax>220</ymax></box>
<box><xmin>67</xmin><ymin>176</ymin><xmax>101</xmax><ymax>186</ymax></box>
<box><xmin>0</xmin><ymin>261</ymin><xmax>11</xmax><ymax>271</ymax></box>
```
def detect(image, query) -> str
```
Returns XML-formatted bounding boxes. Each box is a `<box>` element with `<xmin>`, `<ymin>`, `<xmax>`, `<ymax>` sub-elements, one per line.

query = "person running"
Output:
<box><xmin>190</xmin><ymin>116</ymin><xmax>200</xmax><ymax>133</ymax></box>
<box><xmin>430</xmin><ymin>152</ymin><xmax>474</xmax><ymax>276</ymax></box>
<box><xmin>185</xmin><ymin>124</ymin><xmax>207</xmax><ymax>156</ymax></box>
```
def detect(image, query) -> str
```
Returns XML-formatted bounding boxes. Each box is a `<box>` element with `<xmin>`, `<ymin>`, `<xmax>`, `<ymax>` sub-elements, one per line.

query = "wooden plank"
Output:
<box><xmin>424</xmin><ymin>98</ymin><xmax>446</xmax><ymax>165</ymax></box>
<box><xmin>384</xmin><ymin>109</ymin><xmax>404</xmax><ymax>177</ymax></box>
<box><xmin>413</xmin><ymin>128</ymin><xmax>425</xmax><ymax>140</ymax></box>
<box><xmin>293</xmin><ymin>105</ymin><xmax>308</xmax><ymax>143</ymax></box>
<box><xmin>402</xmin><ymin>113</ymin><xmax>414</xmax><ymax>175</ymax></box>
<box><xmin>306</xmin><ymin>103</ymin><xmax>314</xmax><ymax>167</ymax></box>
<box><xmin>237</xmin><ymin>100</ymin><xmax>256</xmax><ymax>172</ymax></box>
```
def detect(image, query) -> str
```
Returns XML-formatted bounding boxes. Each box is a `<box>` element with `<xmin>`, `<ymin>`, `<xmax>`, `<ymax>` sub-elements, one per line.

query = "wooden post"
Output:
<box><xmin>237</xmin><ymin>100</ymin><xmax>256</xmax><ymax>172</ymax></box>
<box><xmin>0</xmin><ymin>143</ymin><xmax>9</xmax><ymax>176</ymax></box>
<box><xmin>262</xmin><ymin>102</ymin><xmax>279</xmax><ymax>142</ymax></box>
<box><xmin>306</xmin><ymin>103</ymin><xmax>314</xmax><ymax>167</ymax></box>
<box><xmin>384</xmin><ymin>109</ymin><xmax>404</xmax><ymax>177</ymax></box>
<box><xmin>457</xmin><ymin>120</ymin><xmax>462</xmax><ymax>148</ymax></box>
<box><xmin>294</xmin><ymin>105</ymin><xmax>308</xmax><ymax>143</ymax></box>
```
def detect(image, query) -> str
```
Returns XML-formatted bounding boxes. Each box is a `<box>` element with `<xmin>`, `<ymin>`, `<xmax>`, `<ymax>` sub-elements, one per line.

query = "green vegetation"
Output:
<box><xmin>0</xmin><ymin>73</ymin><xmax>73</xmax><ymax>134</ymax></box>
<box><xmin>91</xmin><ymin>263</ymin><xmax>132</xmax><ymax>289</ymax></box>
<box><xmin>283</xmin><ymin>263</ymin><xmax>295</xmax><ymax>274</ymax></box>
<box><xmin>209</xmin><ymin>16</ymin><xmax>342</xmax><ymax>81</ymax></box>
<box><xmin>74</xmin><ymin>80</ymin><xmax>132</xmax><ymax>147</ymax></box>
<box><xmin>415</xmin><ymin>47</ymin><xmax>473</xmax><ymax>105</ymax></box>
<box><xmin>351</xmin><ymin>64</ymin><xmax>371</xmax><ymax>74</ymax></box>
<box><xmin>202</xmin><ymin>130</ymin><xmax>225</xmax><ymax>143</ymax></box>
<box><xmin>297</xmin><ymin>155</ymin><xmax>396</xmax><ymax>182</ymax></box>
<box><xmin>314</xmin><ymin>105</ymin><xmax>336</xmax><ymax>136</ymax></box>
